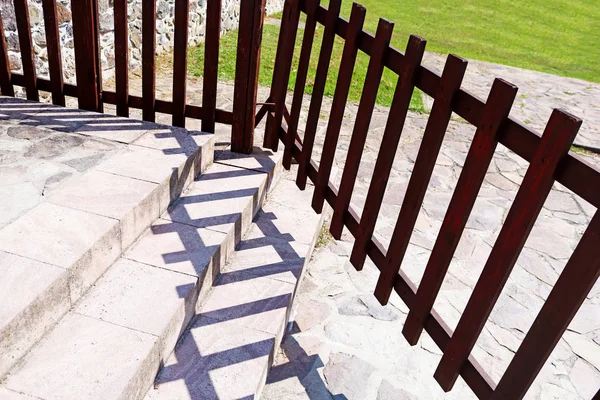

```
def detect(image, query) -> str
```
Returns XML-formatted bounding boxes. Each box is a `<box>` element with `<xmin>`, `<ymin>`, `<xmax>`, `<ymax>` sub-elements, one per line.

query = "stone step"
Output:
<box><xmin>0</xmin><ymin>147</ymin><xmax>282</xmax><ymax>400</ymax></box>
<box><xmin>0</xmin><ymin>96</ymin><xmax>215</xmax><ymax>378</ymax></box>
<box><xmin>145</xmin><ymin>174</ymin><xmax>326</xmax><ymax>400</ymax></box>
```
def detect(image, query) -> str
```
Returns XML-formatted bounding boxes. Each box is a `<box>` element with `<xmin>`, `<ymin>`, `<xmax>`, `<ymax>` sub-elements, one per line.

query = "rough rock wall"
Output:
<box><xmin>0</xmin><ymin>0</ymin><xmax>284</xmax><ymax>85</ymax></box>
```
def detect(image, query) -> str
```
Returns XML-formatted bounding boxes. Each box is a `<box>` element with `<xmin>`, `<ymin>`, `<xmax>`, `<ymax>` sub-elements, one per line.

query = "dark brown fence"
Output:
<box><xmin>262</xmin><ymin>0</ymin><xmax>600</xmax><ymax>398</ymax></box>
<box><xmin>2</xmin><ymin>0</ymin><xmax>599</xmax><ymax>398</ymax></box>
<box><xmin>0</xmin><ymin>0</ymin><xmax>265</xmax><ymax>153</ymax></box>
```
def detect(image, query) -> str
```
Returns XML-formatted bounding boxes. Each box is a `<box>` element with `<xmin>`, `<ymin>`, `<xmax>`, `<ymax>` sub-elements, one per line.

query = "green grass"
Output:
<box><xmin>186</xmin><ymin>22</ymin><xmax>425</xmax><ymax>112</ymax></box>
<box><xmin>182</xmin><ymin>0</ymin><xmax>600</xmax><ymax>113</ymax></box>
<box><xmin>330</xmin><ymin>0</ymin><xmax>600</xmax><ymax>83</ymax></box>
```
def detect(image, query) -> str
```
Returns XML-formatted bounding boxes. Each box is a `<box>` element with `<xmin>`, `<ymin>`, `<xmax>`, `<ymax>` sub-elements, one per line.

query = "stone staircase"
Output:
<box><xmin>0</xmin><ymin>97</ymin><xmax>325</xmax><ymax>399</ymax></box>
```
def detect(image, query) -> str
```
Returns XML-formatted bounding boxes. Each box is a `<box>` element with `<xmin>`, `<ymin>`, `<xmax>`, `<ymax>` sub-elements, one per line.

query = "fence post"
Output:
<box><xmin>232</xmin><ymin>0</ymin><xmax>266</xmax><ymax>154</ymax></box>
<box><xmin>71</xmin><ymin>0</ymin><xmax>100</xmax><ymax>111</ymax></box>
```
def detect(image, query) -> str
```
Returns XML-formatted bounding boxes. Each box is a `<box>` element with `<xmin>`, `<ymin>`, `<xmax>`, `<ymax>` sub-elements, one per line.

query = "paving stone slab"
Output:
<box><xmin>147</xmin><ymin>317</ymin><xmax>276</xmax><ymax>400</ymax></box>
<box><xmin>0</xmin><ymin>96</ymin><xmax>216</xmax><ymax>381</ymax></box>
<box><xmin>0</xmin><ymin>147</ymin><xmax>287</xmax><ymax>400</ymax></box>
<box><xmin>0</xmin><ymin>202</ymin><xmax>121</xmax><ymax>301</ymax></box>
<box><xmin>48</xmin><ymin>169</ymin><xmax>167</xmax><ymax>249</ymax></box>
<box><xmin>0</xmin><ymin>252</ymin><xmax>70</xmax><ymax>377</ymax></box>
<box><xmin>4</xmin><ymin>313</ymin><xmax>159</xmax><ymax>400</ymax></box>
<box><xmin>146</xmin><ymin>169</ymin><xmax>327</xmax><ymax>400</ymax></box>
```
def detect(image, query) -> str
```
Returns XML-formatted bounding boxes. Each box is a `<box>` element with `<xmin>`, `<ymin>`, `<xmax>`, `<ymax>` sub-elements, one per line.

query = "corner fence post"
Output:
<box><xmin>71</xmin><ymin>0</ymin><xmax>100</xmax><ymax>111</ymax></box>
<box><xmin>232</xmin><ymin>0</ymin><xmax>266</xmax><ymax>154</ymax></box>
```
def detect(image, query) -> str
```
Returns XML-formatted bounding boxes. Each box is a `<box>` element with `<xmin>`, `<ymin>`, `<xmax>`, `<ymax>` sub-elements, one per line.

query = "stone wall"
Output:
<box><xmin>0</xmin><ymin>0</ymin><xmax>284</xmax><ymax>85</ymax></box>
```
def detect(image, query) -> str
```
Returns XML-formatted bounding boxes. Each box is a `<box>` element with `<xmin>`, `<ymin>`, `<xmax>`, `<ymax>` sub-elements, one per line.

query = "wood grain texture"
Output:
<box><xmin>142</xmin><ymin>0</ymin><xmax>156</xmax><ymax>121</ymax></box>
<box><xmin>301</xmin><ymin>0</ymin><xmax>600</xmax><ymax>211</ymax></box>
<box><xmin>264</xmin><ymin>0</ymin><xmax>300</xmax><ymax>151</ymax></box>
<box><xmin>494</xmin><ymin>211</ymin><xmax>600</xmax><ymax>399</ymax></box>
<box><xmin>351</xmin><ymin>53</ymin><xmax>462</xmax><ymax>280</ymax></box>
<box><xmin>295</xmin><ymin>0</ymin><xmax>341</xmax><ymax>190</ymax></box>
<box><xmin>202</xmin><ymin>0</ymin><xmax>221</xmax><ymax>133</ymax></box>
<box><xmin>172</xmin><ymin>0</ymin><xmax>190</xmax><ymax>127</ymax></box>
<box><xmin>71</xmin><ymin>0</ymin><xmax>99</xmax><ymax>111</ymax></box>
<box><xmin>41</xmin><ymin>0</ymin><xmax>64</xmax><ymax>105</ymax></box>
<box><xmin>374</xmin><ymin>78</ymin><xmax>517</xmax><ymax>311</ymax></box>
<box><xmin>114</xmin><ymin>0</ymin><xmax>129</xmax><ymax>117</ymax></box>
<box><xmin>311</xmin><ymin>2</ymin><xmax>366</xmax><ymax>214</ymax></box>
<box><xmin>329</xmin><ymin>18</ymin><xmax>395</xmax><ymax>239</ymax></box>
<box><xmin>434</xmin><ymin>109</ymin><xmax>582</xmax><ymax>391</ymax></box>
<box><xmin>232</xmin><ymin>0</ymin><xmax>266</xmax><ymax>153</ymax></box>
<box><xmin>282</xmin><ymin>0</ymin><xmax>320</xmax><ymax>169</ymax></box>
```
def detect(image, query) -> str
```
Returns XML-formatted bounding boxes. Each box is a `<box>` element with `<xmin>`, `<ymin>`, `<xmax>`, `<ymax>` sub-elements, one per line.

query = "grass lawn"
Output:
<box><xmin>179</xmin><ymin>0</ymin><xmax>599</xmax><ymax>113</ymax></box>
<box><xmin>185</xmin><ymin>22</ymin><xmax>425</xmax><ymax>111</ymax></box>
<box><xmin>334</xmin><ymin>0</ymin><xmax>600</xmax><ymax>83</ymax></box>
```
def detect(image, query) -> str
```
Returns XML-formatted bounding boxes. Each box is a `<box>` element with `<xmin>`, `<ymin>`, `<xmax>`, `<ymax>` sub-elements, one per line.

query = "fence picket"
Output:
<box><xmin>311</xmin><ymin>3</ymin><xmax>366</xmax><ymax>214</ymax></box>
<box><xmin>232</xmin><ymin>0</ymin><xmax>266</xmax><ymax>153</ymax></box>
<box><xmin>142</xmin><ymin>0</ymin><xmax>157</xmax><ymax>121</ymax></box>
<box><xmin>0</xmin><ymin>14</ymin><xmax>14</xmax><ymax>96</ymax></box>
<box><xmin>494</xmin><ymin>209</ymin><xmax>600</xmax><ymax>398</ymax></box>
<box><xmin>71</xmin><ymin>0</ymin><xmax>99</xmax><ymax>111</ymax></box>
<box><xmin>375</xmin><ymin>79</ymin><xmax>517</xmax><ymax>306</ymax></box>
<box><xmin>351</xmin><ymin>52</ymin><xmax>462</xmax><ymax>276</ymax></box>
<box><xmin>295</xmin><ymin>0</ymin><xmax>341</xmax><ymax>190</ymax></box>
<box><xmin>329</xmin><ymin>18</ymin><xmax>394</xmax><ymax>238</ymax></box>
<box><xmin>282</xmin><ymin>0</ymin><xmax>320</xmax><ymax>169</ymax></box>
<box><xmin>41</xmin><ymin>0</ymin><xmax>64</xmax><ymax>105</ymax></box>
<box><xmin>114</xmin><ymin>0</ymin><xmax>128</xmax><ymax>116</ymax></box>
<box><xmin>172</xmin><ymin>0</ymin><xmax>190</xmax><ymax>127</ymax></box>
<box><xmin>202</xmin><ymin>0</ymin><xmax>221</xmax><ymax>133</ymax></box>
<box><xmin>264</xmin><ymin>0</ymin><xmax>301</xmax><ymax>151</ymax></box>
<box><xmin>434</xmin><ymin>109</ymin><xmax>582</xmax><ymax>391</ymax></box>
<box><xmin>13</xmin><ymin>0</ymin><xmax>38</xmax><ymax>101</ymax></box>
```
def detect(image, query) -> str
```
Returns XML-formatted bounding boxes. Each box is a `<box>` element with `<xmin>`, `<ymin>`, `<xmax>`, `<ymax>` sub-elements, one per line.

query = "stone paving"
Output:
<box><xmin>17</xmin><ymin>48</ymin><xmax>600</xmax><ymax>399</ymax></box>
<box><xmin>256</xmin><ymin>58</ymin><xmax>600</xmax><ymax>399</ymax></box>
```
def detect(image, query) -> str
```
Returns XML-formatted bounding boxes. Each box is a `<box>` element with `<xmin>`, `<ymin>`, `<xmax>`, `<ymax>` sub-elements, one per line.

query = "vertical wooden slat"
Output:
<box><xmin>311</xmin><ymin>3</ymin><xmax>366</xmax><ymax>213</ymax></box>
<box><xmin>328</xmin><ymin>19</ymin><xmax>394</xmax><ymax>239</ymax></box>
<box><xmin>295</xmin><ymin>0</ymin><xmax>341</xmax><ymax>190</ymax></box>
<box><xmin>172</xmin><ymin>0</ymin><xmax>190</xmax><ymax>127</ymax></box>
<box><xmin>0</xmin><ymin>13</ymin><xmax>14</xmax><ymax>96</ymax></box>
<box><xmin>493</xmin><ymin>211</ymin><xmax>600</xmax><ymax>399</ymax></box>
<box><xmin>13</xmin><ymin>0</ymin><xmax>38</xmax><ymax>101</ymax></box>
<box><xmin>114</xmin><ymin>0</ymin><xmax>129</xmax><ymax>117</ymax></box>
<box><xmin>282</xmin><ymin>0</ymin><xmax>320</xmax><ymax>169</ymax></box>
<box><xmin>41</xmin><ymin>0</ymin><xmax>64</xmax><ymax>105</ymax></box>
<box><xmin>374</xmin><ymin>78</ymin><xmax>517</xmax><ymax>305</ymax></box>
<box><xmin>232</xmin><ymin>0</ymin><xmax>266</xmax><ymax>153</ymax></box>
<box><xmin>92</xmin><ymin>0</ymin><xmax>102</xmax><ymax>112</ymax></box>
<box><xmin>263</xmin><ymin>0</ymin><xmax>300</xmax><ymax>151</ymax></box>
<box><xmin>350</xmin><ymin>52</ymin><xmax>463</xmax><ymax>273</ymax></box>
<box><xmin>202</xmin><ymin>0</ymin><xmax>221</xmax><ymax>132</ymax></box>
<box><xmin>71</xmin><ymin>0</ymin><xmax>99</xmax><ymax>111</ymax></box>
<box><xmin>434</xmin><ymin>109</ymin><xmax>582</xmax><ymax>391</ymax></box>
<box><xmin>142</xmin><ymin>0</ymin><xmax>156</xmax><ymax>121</ymax></box>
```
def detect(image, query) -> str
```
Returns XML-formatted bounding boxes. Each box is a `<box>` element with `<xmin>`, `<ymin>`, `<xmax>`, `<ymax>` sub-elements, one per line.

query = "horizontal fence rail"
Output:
<box><xmin>1</xmin><ymin>0</ymin><xmax>599</xmax><ymax>397</ymax></box>
<box><xmin>263</xmin><ymin>0</ymin><xmax>600</xmax><ymax>398</ymax></box>
<box><xmin>0</xmin><ymin>0</ymin><xmax>264</xmax><ymax>152</ymax></box>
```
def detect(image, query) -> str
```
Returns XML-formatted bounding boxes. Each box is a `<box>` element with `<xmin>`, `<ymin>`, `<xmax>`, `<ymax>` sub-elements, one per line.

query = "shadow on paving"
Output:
<box><xmin>147</xmin><ymin>167</ymin><xmax>334</xmax><ymax>399</ymax></box>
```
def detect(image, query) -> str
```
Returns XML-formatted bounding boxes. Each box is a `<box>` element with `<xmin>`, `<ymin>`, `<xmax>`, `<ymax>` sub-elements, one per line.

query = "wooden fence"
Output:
<box><xmin>0</xmin><ymin>0</ymin><xmax>265</xmax><ymax>153</ymax></box>
<box><xmin>1</xmin><ymin>0</ymin><xmax>599</xmax><ymax>398</ymax></box>
<box><xmin>261</xmin><ymin>0</ymin><xmax>600</xmax><ymax>398</ymax></box>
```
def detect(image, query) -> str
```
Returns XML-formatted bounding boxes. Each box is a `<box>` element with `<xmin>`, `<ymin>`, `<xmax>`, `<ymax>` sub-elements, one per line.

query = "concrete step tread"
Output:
<box><xmin>0</xmin><ymin>96</ymin><xmax>214</xmax><ymax>377</ymax></box>
<box><xmin>146</xmin><ymin>176</ymin><xmax>324</xmax><ymax>400</ymax></box>
<box><xmin>0</xmin><ymin>148</ymin><xmax>282</xmax><ymax>400</ymax></box>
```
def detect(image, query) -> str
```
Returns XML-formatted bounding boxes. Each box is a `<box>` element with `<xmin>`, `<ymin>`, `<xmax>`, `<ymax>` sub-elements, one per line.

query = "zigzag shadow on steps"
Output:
<box><xmin>149</xmin><ymin>205</ymin><xmax>314</xmax><ymax>399</ymax></box>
